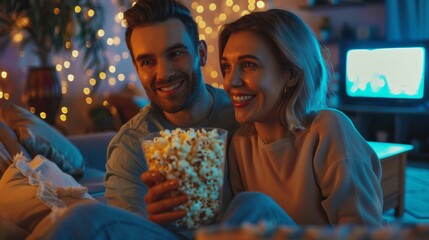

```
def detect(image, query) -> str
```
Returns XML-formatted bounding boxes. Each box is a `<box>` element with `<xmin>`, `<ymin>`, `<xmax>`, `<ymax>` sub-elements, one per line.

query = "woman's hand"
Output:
<box><xmin>141</xmin><ymin>170</ymin><xmax>188</xmax><ymax>225</ymax></box>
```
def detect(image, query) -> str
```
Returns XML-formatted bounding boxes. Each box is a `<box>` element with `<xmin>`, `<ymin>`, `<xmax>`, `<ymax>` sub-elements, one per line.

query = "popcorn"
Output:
<box><xmin>142</xmin><ymin>128</ymin><xmax>228</xmax><ymax>229</ymax></box>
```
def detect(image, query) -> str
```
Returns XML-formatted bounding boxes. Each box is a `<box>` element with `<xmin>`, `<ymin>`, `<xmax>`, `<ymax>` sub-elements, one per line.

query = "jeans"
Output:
<box><xmin>44</xmin><ymin>192</ymin><xmax>295</xmax><ymax>240</ymax></box>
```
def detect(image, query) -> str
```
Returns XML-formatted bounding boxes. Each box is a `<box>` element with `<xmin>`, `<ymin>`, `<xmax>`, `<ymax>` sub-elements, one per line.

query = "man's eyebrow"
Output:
<box><xmin>166</xmin><ymin>43</ymin><xmax>188</xmax><ymax>52</ymax></box>
<box><xmin>135</xmin><ymin>53</ymin><xmax>154</xmax><ymax>63</ymax></box>
<box><xmin>135</xmin><ymin>43</ymin><xmax>189</xmax><ymax>63</ymax></box>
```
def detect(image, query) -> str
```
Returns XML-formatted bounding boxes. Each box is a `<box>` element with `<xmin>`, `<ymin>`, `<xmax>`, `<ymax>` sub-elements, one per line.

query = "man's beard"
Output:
<box><xmin>148</xmin><ymin>69</ymin><xmax>203</xmax><ymax>114</ymax></box>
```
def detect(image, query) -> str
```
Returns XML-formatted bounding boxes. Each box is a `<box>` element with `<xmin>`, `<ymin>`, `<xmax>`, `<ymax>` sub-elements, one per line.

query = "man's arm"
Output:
<box><xmin>104</xmin><ymin>145</ymin><xmax>148</xmax><ymax>216</ymax></box>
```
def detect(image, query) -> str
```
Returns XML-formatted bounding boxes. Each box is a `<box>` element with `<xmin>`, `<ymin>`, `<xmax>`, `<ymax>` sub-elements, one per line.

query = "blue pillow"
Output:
<box><xmin>0</xmin><ymin>140</ymin><xmax>13</xmax><ymax>179</ymax></box>
<box><xmin>0</xmin><ymin>102</ymin><xmax>85</xmax><ymax>179</ymax></box>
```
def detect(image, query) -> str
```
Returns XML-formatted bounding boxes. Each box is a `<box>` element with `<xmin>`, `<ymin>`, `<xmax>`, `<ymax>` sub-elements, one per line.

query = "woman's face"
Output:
<box><xmin>221</xmin><ymin>31</ymin><xmax>287</xmax><ymax>125</ymax></box>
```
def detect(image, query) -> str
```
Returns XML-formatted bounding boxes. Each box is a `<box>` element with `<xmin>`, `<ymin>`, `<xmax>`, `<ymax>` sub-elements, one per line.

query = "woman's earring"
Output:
<box><xmin>284</xmin><ymin>85</ymin><xmax>288</xmax><ymax>94</ymax></box>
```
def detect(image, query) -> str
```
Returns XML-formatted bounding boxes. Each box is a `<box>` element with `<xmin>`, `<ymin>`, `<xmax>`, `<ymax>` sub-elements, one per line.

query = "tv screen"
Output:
<box><xmin>339</xmin><ymin>41</ymin><xmax>429</xmax><ymax>108</ymax></box>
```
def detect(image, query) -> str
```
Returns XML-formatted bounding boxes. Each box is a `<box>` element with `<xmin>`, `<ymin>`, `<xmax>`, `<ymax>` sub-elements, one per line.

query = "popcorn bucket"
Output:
<box><xmin>141</xmin><ymin>128</ymin><xmax>228</xmax><ymax>229</ymax></box>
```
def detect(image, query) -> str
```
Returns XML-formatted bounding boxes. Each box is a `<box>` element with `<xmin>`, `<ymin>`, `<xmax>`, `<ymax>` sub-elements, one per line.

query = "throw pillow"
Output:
<box><xmin>0</xmin><ymin>140</ymin><xmax>13</xmax><ymax>179</ymax></box>
<box><xmin>0</xmin><ymin>102</ymin><xmax>85</xmax><ymax>178</ymax></box>
<box><xmin>0</xmin><ymin>154</ymin><xmax>95</xmax><ymax>235</ymax></box>
<box><xmin>0</xmin><ymin>120</ymin><xmax>31</xmax><ymax>158</ymax></box>
<box><xmin>0</xmin><ymin>214</ymin><xmax>28</xmax><ymax>240</ymax></box>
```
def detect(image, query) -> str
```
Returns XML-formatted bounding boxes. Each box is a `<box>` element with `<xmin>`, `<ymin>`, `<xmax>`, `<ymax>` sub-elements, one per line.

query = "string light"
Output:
<box><xmin>87</xmin><ymin>9</ymin><xmax>95</xmax><ymax>17</ymax></box>
<box><xmin>0</xmin><ymin>70</ymin><xmax>9</xmax><ymax>100</ymax></box>
<box><xmin>89</xmin><ymin>78</ymin><xmax>97</xmax><ymax>86</ymax></box>
<box><xmin>109</xmin><ymin>66</ymin><xmax>116</xmax><ymax>73</ymax></box>
<box><xmin>191</xmin><ymin>2</ymin><xmax>199</xmax><ymax>9</ymax></box>
<box><xmin>12</xmin><ymin>33</ymin><xmax>23</xmax><ymax>43</ymax></box>
<box><xmin>256</xmin><ymin>0</ymin><xmax>265</xmax><ymax>8</ymax></box>
<box><xmin>113</xmin><ymin>37</ymin><xmax>121</xmax><ymax>45</ymax></box>
<box><xmin>67</xmin><ymin>74</ymin><xmax>75</xmax><ymax>82</ymax></box>
<box><xmin>207</xmin><ymin>45</ymin><xmax>215</xmax><ymax>53</ymax></box>
<box><xmin>85</xmin><ymin>97</ymin><xmax>93</xmax><ymax>104</ymax></box>
<box><xmin>99</xmin><ymin>72</ymin><xmax>106</xmax><ymax>80</ymax></box>
<box><xmin>114</xmin><ymin>55</ymin><xmax>121</xmax><ymax>62</ymax></box>
<box><xmin>40</xmin><ymin>112</ymin><xmax>47</xmax><ymax>119</ymax></box>
<box><xmin>196</xmin><ymin>5</ymin><xmax>204</xmax><ymax>13</ymax></box>
<box><xmin>106</xmin><ymin>38</ymin><xmax>114</xmax><ymax>45</ymax></box>
<box><xmin>97</xmin><ymin>29</ymin><xmax>105</xmax><ymax>37</ymax></box>
<box><xmin>74</xmin><ymin>6</ymin><xmax>82</xmax><ymax>13</ymax></box>
<box><xmin>72</xmin><ymin>50</ymin><xmax>79</xmax><ymax>58</ymax></box>
<box><xmin>65</xmin><ymin>41</ymin><xmax>72</xmax><ymax>49</ymax></box>
<box><xmin>108</xmin><ymin>77</ymin><xmax>116</xmax><ymax>86</ymax></box>
<box><xmin>232</xmin><ymin>5</ymin><xmax>240</xmax><ymax>12</ymax></box>
<box><xmin>83</xmin><ymin>87</ymin><xmax>91</xmax><ymax>95</ymax></box>
<box><xmin>60</xmin><ymin>114</ymin><xmax>67</xmax><ymax>121</ymax></box>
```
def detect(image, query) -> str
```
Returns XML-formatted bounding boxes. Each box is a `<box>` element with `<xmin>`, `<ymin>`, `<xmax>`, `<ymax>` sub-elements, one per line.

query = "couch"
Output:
<box><xmin>0</xmin><ymin>101</ymin><xmax>115</xmax><ymax>238</ymax></box>
<box><xmin>58</xmin><ymin>131</ymin><xmax>115</xmax><ymax>201</ymax></box>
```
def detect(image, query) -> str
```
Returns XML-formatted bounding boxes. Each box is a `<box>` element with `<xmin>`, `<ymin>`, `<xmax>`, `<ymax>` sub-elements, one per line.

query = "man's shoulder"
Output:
<box><xmin>205</xmin><ymin>84</ymin><xmax>239</xmax><ymax>132</ymax></box>
<box><xmin>206</xmin><ymin>84</ymin><xmax>229</xmax><ymax>99</ymax></box>
<box><xmin>110</xmin><ymin>105</ymin><xmax>159</xmax><ymax>143</ymax></box>
<box><xmin>206</xmin><ymin>84</ymin><xmax>234</xmax><ymax>110</ymax></box>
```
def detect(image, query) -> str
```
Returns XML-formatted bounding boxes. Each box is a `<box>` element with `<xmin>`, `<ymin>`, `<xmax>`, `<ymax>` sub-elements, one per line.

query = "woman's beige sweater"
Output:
<box><xmin>229</xmin><ymin>109</ymin><xmax>383</xmax><ymax>226</ymax></box>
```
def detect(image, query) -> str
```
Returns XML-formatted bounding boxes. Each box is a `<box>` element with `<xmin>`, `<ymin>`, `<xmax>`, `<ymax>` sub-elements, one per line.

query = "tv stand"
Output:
<box><xmin>337</xmin><ymin>104</ymin><xmax>429</xmax><ymax>160</ymax></box>
<box><xmin>338</xmin><ymin>104</ymin><xmax>429</xmax><ymax>114</ymax></box>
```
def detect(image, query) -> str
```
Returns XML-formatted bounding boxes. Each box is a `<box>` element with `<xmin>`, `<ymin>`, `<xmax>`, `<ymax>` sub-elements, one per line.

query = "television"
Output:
<box><xmin>338</xmin><ymin>40</ymin><xmax>429</xmax><ymax>109</ymax></box>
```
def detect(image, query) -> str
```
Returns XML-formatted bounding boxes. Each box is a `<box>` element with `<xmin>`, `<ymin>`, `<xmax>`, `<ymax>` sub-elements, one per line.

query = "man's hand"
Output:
<box><xmin>141</xmin><ymin>170</ymin><xmax>188</xmax><ymax>225</ymax></box>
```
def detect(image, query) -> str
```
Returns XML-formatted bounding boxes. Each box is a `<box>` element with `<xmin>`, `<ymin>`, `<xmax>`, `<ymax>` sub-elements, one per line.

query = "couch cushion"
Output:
<box><xmin>0</xmin><ymin>102</ymin><xmax>85</xmax><ymax>179</ymax></box>
<box><xmin>0</xmin><ymin>121</ymin><xmax>31</xmax><ymax>178</ymax></box>
<box><xmin>0</xmin><ymin>120</ymin><xmax>30</xmax><ymax>158</ymax></box>
<box><xmin>79</xmin><ymin>168</ymin><xmax>106</xmax><ymax>201</ymax></box>
<box><xmin>0</xmin><ymin>154</ymin><xmax>95</xmax><ymax>234</ymax></box>
<box><xmin>0</xmin><ymin>214</ymin><xmax>28</xmax><ymax>239</ymax></box>
<box><xmin>0</xmin><ymin>140</ymin><xmax>13</xmax><ymax>179</ymax></box>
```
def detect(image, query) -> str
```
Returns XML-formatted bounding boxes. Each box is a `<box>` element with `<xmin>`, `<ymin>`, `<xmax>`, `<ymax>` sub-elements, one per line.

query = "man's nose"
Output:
<box><xmin>155</xmin><ymin>59</ymin><xmax>175</xmax><ymax>81</ymax></box>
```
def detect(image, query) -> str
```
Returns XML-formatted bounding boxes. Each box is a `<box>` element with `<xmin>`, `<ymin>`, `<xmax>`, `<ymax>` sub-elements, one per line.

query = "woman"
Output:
<box><xmin>219</xmin><ymin>9</ymin><xmax>383</xmax><ymax>226</ymax></box>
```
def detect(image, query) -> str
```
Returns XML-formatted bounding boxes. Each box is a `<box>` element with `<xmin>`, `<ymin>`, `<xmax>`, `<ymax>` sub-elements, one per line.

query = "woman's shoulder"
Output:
<box><xmin>306</xmin><ymin>109</ymin><xmax>377</xmax><ymax>170</ymax></box>
<box><xmin>311</xmin><ymin>108</ymin><xmax>354</xmax><ymax>129</ymax></box>
<box><xmin>304</xmin><ymin>108</ymin><xmax>360</xmax><ymax>142</ymax></box>
<box><xmin>314</xmin><ymin>108</ymin><xmax>349</xmax><ymax>120</ymax></box>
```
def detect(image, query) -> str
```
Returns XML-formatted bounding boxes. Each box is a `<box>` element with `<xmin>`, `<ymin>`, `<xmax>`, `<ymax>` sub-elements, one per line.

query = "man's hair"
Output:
<box><xmin>219</xmin><ymin>9</ymin><xmax>330</xmax><ymax>133</ymax></box>
<box><xmin>124</xmin><ymin>0</ymin><xmax>199</xmax><ymax>62</ymax></box>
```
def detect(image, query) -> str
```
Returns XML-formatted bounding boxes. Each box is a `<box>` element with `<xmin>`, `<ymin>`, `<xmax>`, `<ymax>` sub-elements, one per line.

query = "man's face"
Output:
<box><xmin>130</xmin><ymin>19</ymin><xmax>203</xmax><ymax>113</ymax></box>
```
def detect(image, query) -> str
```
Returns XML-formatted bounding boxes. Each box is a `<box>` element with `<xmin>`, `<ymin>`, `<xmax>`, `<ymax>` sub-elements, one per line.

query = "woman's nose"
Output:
<box><xmin>224</xmin><ymin>67</ymin><xmax>243</xmax><ymax>88</ymax></box>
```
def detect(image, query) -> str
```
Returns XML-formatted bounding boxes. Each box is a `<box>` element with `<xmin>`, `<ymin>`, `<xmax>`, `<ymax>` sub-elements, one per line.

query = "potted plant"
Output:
<box><xmin>0</xmin><ymin>0</ymin><xmax>107</xmax><ymax>125</ymax></box>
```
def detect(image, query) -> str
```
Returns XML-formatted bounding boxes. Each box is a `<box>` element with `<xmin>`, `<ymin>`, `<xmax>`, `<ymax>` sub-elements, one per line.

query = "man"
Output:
<box><xmin>104</xmin><ymin>0</ymin><xmax>238</xmax><ymax>221</ymax></box>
